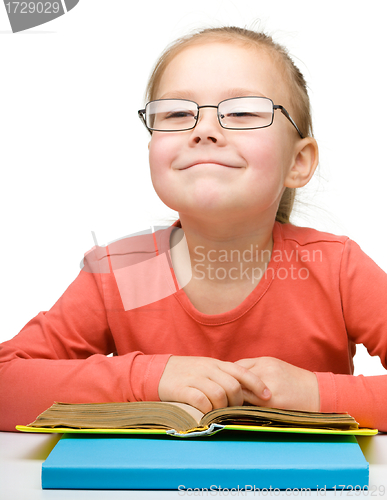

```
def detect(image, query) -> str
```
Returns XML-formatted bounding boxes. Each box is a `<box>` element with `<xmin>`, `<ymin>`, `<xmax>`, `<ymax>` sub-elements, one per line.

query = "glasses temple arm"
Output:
<box><xmin>274</xmin><ymin>105</ymin><xmax>304</xmax><ymax>139</ymax></box>
<box><xmin>138</xmin><ymin>109</ymin><xmax>153</xmax><ymax>135</ymax></box>
<box><xmin>138</xmin><ymin>109</ymin><xmax>146</xmax><ymax>126</ymax></box>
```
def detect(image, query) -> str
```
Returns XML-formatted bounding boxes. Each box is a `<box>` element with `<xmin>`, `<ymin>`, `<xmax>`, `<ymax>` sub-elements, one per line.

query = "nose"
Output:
<box><xmin>190</xmin><ymin>105</ymin><xmax>225</xmax><ymax>145</ymax></box>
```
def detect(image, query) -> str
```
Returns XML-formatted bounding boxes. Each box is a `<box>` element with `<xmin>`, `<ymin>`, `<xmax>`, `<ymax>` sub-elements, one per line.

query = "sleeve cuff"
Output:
<box><xmin>314</xmin><ymin>372</ymin><xmax>338</xmax><ymax>413</ymax></box>
<box><xmin>130</xmin><ymin>353</ymin><xmax>173</xmax><ymax>401</ymax></box>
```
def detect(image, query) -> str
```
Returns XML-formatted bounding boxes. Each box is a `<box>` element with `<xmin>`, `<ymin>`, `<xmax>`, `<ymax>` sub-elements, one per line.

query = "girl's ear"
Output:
<box><xmin>284</xmin><ymin>137</ymin><xmax>319</xmax><ymax>188</ymax></box>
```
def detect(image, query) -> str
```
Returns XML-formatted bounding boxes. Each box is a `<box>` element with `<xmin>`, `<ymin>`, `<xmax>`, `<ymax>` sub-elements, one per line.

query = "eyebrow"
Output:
<box><xmin>222</xmin><ymin>88</ymin><xmax>267</xmax><ymax>99</ymax></box>
<box><xmin>157</xmin><ymin>88</ymin><xmax>267</xmax><ymax>101</ymax></box>
<box><xmin>158</xmin><ymin>90</ymin><xmax>196</xmax><ymax>100</ymax></box>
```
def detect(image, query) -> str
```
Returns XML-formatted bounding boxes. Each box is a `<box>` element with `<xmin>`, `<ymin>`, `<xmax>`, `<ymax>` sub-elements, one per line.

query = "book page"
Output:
<box><xmin>167</xmin><ymin>402</ymin><xmax>204</xmax><ymax>425</ymax></box>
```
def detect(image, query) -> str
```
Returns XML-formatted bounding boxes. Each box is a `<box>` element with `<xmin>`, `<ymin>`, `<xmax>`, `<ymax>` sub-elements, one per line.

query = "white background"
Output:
<box><xmin>1</xmin><ymin>0</ymin><xmax>386</xmax><ymax>375</ymax></box>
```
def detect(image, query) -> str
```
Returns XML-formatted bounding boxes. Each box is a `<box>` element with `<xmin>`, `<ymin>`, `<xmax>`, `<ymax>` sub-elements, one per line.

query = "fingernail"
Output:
<box><xmin>263</xmin><ymin>388</ymin><xmax>271</xmax><ymax>398</ymax></box>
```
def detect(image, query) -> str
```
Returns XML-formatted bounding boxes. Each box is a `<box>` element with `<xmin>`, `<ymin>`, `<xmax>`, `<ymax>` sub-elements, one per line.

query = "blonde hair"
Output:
<box><xmin>145</xmin><ymin>26</ymin><xmax>313</xmax><ymax>224</ymax></box>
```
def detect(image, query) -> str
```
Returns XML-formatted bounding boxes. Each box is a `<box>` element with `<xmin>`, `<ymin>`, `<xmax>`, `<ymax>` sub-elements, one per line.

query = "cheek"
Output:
<box><xmin>239</xmin><ymin>134</ymin><xmax>284</xmax><ymax>177</ymax></box>
<box><xmin>239</xmin><ymin>134</ymin><xmax>292</xmax><ymax>200</ymax></box>
<box><xmin>148</xmin><ymin>137</ymin><xmax>166</xmax><ymax>176</ymax></box>
<box><xmin>148</xmin><ymin>136</ymin><xmax>178</xmax><ymax>205</ymax></box>
<box><xmin>148</xmin><ymin>134</ymin><xmax>180</xmax><ymax>175</ymax></box>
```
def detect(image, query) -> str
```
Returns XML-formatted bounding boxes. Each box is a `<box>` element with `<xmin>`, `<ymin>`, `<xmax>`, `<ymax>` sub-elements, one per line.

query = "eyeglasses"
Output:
<box><xmin>138</xmin><ymin>96</ymin><xmax>304</xmax><ymax>138</ymax></box>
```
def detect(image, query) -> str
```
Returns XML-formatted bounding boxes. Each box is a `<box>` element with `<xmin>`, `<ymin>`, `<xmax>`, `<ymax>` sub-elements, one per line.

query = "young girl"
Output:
<box><xmin>1</xmin><ymin>26</ymin><xmax>386</xmax><ymax>433</ymax></box>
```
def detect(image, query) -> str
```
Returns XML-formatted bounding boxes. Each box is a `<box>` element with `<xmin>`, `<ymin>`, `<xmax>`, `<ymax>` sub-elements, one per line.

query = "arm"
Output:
<box><xmin>315</xmin><ymin>238</ymin><xmax>387</xmax><ymax>430</ymax></box>
<box><xmin>0</xmin><ymin>268</ymin><xmax>170</xmax><ymax>432</ymax></box>
<box><xmin>316</xmin><ymin>372</ymin><xmax>385</xmax><ymax>429</ymax></box>
<box><xmin>235</xmin><ymin>359</ymin><xmax>387</xmax><ymax>430</ymax></box>
<box><xmin>237</xmin><ymin>239</ymin><xmax>387</xmax><ymax>431</ymax></box>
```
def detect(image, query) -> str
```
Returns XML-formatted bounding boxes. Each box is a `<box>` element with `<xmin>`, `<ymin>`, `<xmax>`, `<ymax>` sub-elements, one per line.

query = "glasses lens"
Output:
<box><xmin>219</xmin><ymin>97</ymin><xmax>273</xmax><ymax>129</ymax></box>
<box><xmin>146</xmin><ymin>100</ymin><xmax>198</xmax><ymax>131</ymax></box>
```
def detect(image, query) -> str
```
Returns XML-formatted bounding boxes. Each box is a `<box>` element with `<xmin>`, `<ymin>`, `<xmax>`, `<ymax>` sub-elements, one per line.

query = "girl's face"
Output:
<box><xmin>148</xmin><ymin>42</ymin><xmax>301</xmax><ymax>225</ymax></box>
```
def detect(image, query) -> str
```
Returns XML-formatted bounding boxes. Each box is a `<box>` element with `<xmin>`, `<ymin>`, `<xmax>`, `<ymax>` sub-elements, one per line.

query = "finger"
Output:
<box><xmin>205</xmin><ymin>371</ymin><xmax>244</xmax><ymax>407</ymax></box>
<box><xmin>176</xmin><ymin>386</ymin><xmax>213</xmax><ymax>414</ymax></box>
<box><xmin>192</xmin><ymin>377</ymin><xmax>230</xmax><ymax>410</ymax></box>
<box><xmin>242</xmin><ymin>387</ymin><xmax>272</xmax><ymax>407</ymax></box>
<box><xmin>177</xmin><ymin>376</ymin><xmax>231</xmax><ymax>411</ymax></box>
<box><xmin>220</xmin><ymin>362</ymin><xmax>272</xmax><ymax>401</ymax></box>
<box><xmin>234</xmin><ymin>358</ymin><xmax>256</xmax><ymax>369</ymax></box>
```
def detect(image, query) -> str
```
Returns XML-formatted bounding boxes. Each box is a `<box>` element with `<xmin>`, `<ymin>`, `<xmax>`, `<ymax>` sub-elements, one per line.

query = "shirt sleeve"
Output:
<box><xmin>0</xmin><ymin>267</ymin><xmax>171</xmax><ymax>432</ymax></box>
<box><xmin>315</xmin><ymin>238</ymin><xmax>387</xmax><ymax>431</ymax></box>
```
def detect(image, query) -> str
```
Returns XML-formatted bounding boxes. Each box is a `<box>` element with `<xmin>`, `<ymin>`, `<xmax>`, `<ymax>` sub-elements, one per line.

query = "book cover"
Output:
<box><xmin>41</xmin><ymin>431</ymin><xmax>369</xmax><ymax>490</ymax></box>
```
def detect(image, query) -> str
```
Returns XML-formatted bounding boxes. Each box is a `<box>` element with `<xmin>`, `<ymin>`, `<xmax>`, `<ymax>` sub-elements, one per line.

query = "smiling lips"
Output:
<box><xmin>179</xmin><ymin>161</ymin><xmax>243</xmax><ymax>170</ymax></box>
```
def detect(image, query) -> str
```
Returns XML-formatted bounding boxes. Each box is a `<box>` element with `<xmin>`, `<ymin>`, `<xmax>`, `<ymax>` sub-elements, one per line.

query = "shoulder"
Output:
<box><xmin>276</xmin><ymin>222</ymin><xmax>349</xmax><ymax>248</ymax></box>
<box><xmin>82</xmin><ymin>224</ymin><xmax>178</xmax><ymax>273</ymax></box>
<box><xmin>275</xmin><ymin>223</ymin><xmax>385</xmax><ymax>275</ymax></box>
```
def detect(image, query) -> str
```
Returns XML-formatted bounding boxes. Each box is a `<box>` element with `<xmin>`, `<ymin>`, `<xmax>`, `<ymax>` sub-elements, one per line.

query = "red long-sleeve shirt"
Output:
<box><xmin>1</xmin><ymin>221</ymin><xmax>387</xmax><ymax>432</ymax></box>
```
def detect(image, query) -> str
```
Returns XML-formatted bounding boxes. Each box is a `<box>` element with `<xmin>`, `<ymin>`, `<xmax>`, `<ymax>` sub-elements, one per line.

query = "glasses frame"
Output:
<box><xmin>138</xmin><ymin>96</ymin><xmax>304</xmax><ymax>139</ymax></box>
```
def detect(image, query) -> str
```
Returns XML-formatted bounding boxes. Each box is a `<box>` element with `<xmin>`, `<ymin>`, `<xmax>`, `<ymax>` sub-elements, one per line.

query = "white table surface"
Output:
<box><xmin>1</xmin><ymin>431</ymin><xmax>387</xmax><ymax>499</ymax></box>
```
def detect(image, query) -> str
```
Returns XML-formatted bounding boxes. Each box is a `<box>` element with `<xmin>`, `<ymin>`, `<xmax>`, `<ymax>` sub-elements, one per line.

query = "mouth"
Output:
<box><xmin>179</xmin><ymin>162</ymin><xmax>242</xmax><ymax>170</ymax></box>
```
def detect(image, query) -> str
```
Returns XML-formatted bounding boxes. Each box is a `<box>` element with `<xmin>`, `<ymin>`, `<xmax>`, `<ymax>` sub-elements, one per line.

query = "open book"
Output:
<box><xmin>16</xmin><ymin>401</ymin><xmax>378</xmax><ymax>437</ymax></box>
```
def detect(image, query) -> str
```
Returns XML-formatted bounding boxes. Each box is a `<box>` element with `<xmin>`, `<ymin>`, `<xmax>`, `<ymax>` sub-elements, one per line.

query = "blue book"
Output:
<box><xmin>42</xmin><ymin>432</ymin><xmax>369</xmax><ymax>490</ymax></box>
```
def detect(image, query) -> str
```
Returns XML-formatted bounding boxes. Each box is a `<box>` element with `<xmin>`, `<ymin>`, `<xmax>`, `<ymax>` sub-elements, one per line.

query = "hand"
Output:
<box><xmin>158</xmin><ymin>356</ymin><xmax>272</xmax><ymax>414</ymax></box>
<box><xmin>235</xmin><ymin>357</ymin><xmax>320</xmax><ymax>412</ymax></box>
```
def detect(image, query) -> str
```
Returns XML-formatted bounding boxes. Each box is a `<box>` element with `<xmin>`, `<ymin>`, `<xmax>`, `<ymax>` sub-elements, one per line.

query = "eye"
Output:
<box><xmin>226</xmin><ymin>111</ymin><xmax>261</xmax><ymax>118</ymax></box>
<box><xmin>165</xmin><ymin>110</ymin><xmax>196</xmax><ymax>119</ymax></box>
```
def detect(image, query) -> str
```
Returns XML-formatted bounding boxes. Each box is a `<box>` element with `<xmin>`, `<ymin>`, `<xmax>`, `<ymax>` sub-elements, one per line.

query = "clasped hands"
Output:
<box><xmin>158</xmin><ymin>356</ymin><xmax>320</xmax><ymax>414</ymax></box>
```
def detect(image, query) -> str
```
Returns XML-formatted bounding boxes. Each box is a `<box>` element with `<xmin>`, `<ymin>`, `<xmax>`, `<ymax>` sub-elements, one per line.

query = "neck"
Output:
<box><xmin>171</xmin><ymin>212</ymin><xmax>276</xmax><ymax>288</ymax></box>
